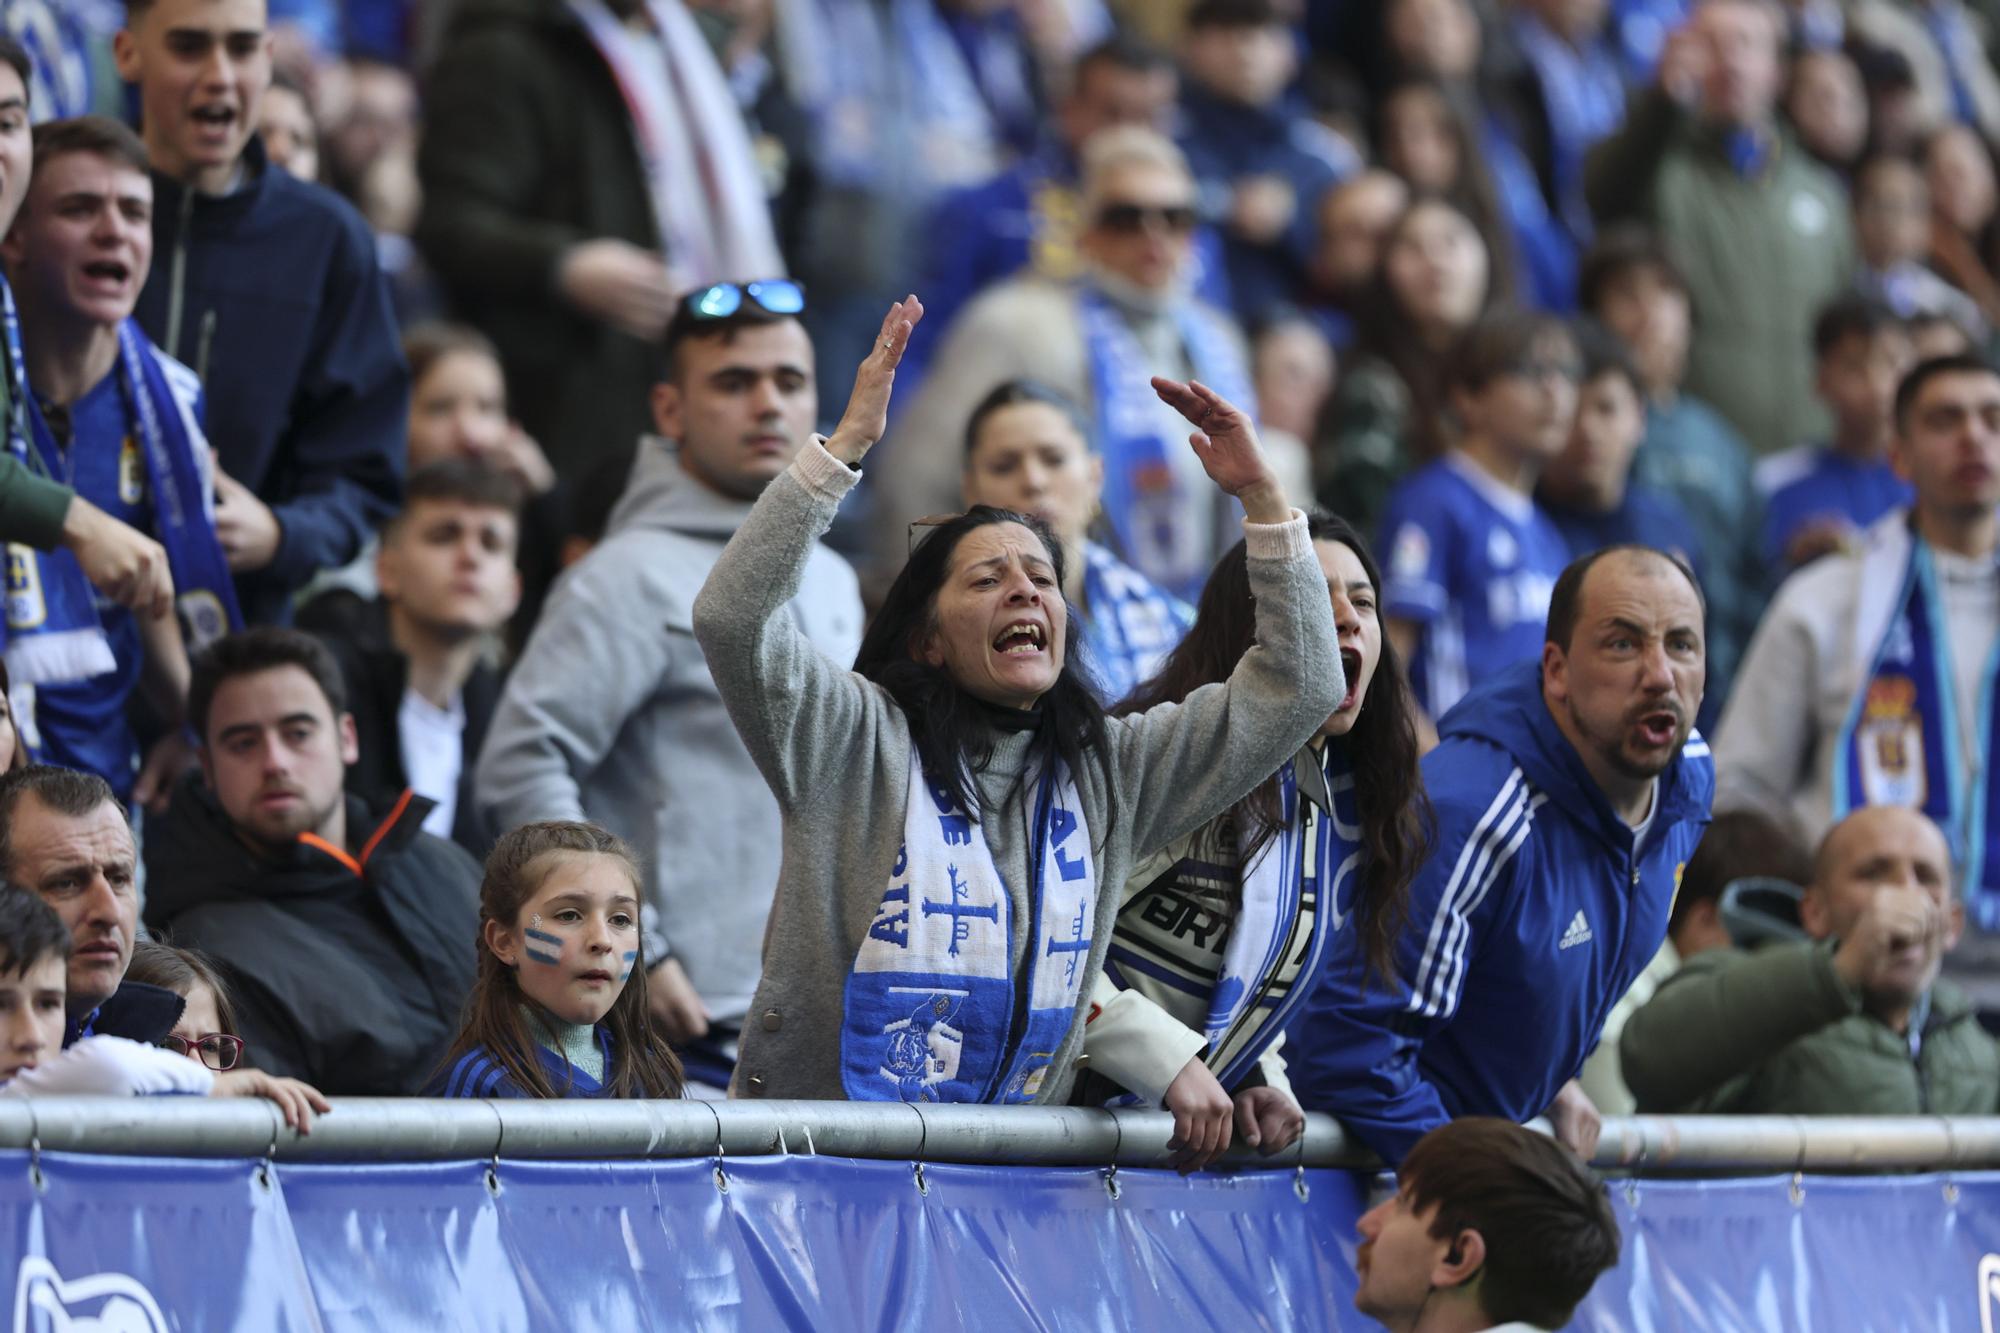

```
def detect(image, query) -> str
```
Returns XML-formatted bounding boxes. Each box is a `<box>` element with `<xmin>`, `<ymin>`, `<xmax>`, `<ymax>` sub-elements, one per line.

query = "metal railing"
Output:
<box><xmin>2</xmin><ymin>1099</ymin><xmax>1999</xmax><ymax>1173</ymax></box>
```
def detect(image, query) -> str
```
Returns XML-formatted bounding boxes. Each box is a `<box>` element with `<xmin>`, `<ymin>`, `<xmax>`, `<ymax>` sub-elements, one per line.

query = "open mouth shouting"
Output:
<box><xmin>189</xmin><ymin>102</ymin><xmax>240</xmax><ymax>147</ymax></box>
<box><xmin>1334</xmin><ymin>646</ymin><xmax>1362</xmax><ymax>711</ymax></box>
<box><xmin>80</xmin><ymin>258</ymin><xmax>132</xmax><ymax>291</ymax></box>
<box><xmin>992</xmin><ymin>620</ymin><xmax>1046</xmax><ymax>657</ymax></box>
<box><xmin>1631</xmin><ymin>707</ymin><xmax>1681</xmax><ymax>750</ymax></box>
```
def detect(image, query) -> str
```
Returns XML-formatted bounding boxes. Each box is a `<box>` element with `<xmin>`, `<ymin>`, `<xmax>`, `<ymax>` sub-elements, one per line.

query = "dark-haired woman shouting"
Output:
<box><xmin>693</xmin><ymin>297</ymin><xmax>1343</xmax><ymax>1106</ymax></box>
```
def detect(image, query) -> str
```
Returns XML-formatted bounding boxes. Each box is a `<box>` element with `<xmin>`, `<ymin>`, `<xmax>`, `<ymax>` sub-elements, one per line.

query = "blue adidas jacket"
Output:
<box><xmin>1288</xmin><ymin>658</ymin><xmax>1713</xmax><ymax>1163</ymax></box>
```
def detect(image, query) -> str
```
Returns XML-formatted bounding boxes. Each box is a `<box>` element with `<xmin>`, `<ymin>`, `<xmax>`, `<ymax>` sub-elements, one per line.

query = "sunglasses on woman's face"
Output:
<box><xmin>1094</xmin><ymin>202</ymin><xmax>1199</xmax><ymax>235</ymax></box>
<box><xmin>162</xmin><ymin>1032</ymin><xmax>244</xmax><ymax>1071</ymax></box>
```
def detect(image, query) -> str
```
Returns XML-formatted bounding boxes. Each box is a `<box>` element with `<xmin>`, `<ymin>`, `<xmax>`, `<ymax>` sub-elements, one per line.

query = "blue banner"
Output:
<box><xmin>0</xmin><ymin>1150</ymin><xmax>1994</xmax><ymax>1329</ymax></box>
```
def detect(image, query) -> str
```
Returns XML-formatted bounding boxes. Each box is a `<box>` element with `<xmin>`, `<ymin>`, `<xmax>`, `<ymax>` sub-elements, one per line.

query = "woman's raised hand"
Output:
<box><xmin>1150</xmin><ymin>377</ymin><xmax>1290</xmax><ymax>524</ymax></box>
<box><xmin>826</xmin><ymin>295</ymin><xmax>925</xmax><ymax>466</ymax></box>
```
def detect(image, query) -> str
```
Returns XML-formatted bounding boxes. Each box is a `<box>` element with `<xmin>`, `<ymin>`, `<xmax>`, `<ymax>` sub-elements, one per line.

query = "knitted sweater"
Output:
<box><xmin>693</xmin><ymin>439</ymin><xmax>1342</xmax><ymax>1102</ymax></box>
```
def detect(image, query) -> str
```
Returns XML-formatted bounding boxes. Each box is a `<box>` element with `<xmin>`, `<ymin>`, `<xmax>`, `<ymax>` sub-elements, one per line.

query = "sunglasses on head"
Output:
<box><xmin>680</xmin><ymin>279</ymin><xmax>807</xmax><ymax>321</ymax></box>
<box><xmin>1095</xmin><ymin>203</ymin><xmax>1199</xmax><ymax>235</ymax></box>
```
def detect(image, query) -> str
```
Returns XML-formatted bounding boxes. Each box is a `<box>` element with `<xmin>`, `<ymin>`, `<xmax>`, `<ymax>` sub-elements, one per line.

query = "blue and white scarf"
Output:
<box><xmin>1080</xmin><ymin>540</ymin><xmax>1193</xmax><ymax>705</ymax></box>
<box><xmin>1205</xmin><ymin>745</ymin><xmax>1358</xmax><ymax>1089</ymax></box>
<box><xmin>1078</xmin><ymin>285</ymin><xmax>1256</xmax><ymax>603</ymax></box>
<box><xmin>10</xmin><ymin>317</ymin><xmax>240</xmax><ymax>692</ymax></box>
<box><xmin>1834</xmin><ymin>525</ymin><xmax>2000</xmax><ymax>922</ymax></box>
<box><xmin>842</xmin><ymin>751</ymin><xmax>1096</xmax><ymax>1103</ymax></box>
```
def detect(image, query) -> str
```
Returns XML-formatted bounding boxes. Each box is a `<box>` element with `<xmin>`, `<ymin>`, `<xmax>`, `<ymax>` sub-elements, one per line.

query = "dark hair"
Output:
<box><xmin>1577</xmin><ymin>225</ymin><xmax>1689</xmax><ymax>317</ymax></box>
<box><xmin>0</xmin><ymin>765</ymin><xmax>121</xmax><ymax>885</ymax></box>
<box><xmin>1375</xmin><ymin>81</ymin><xmax>1520</xmax><ymax>300</ymax></box>
<box><xmin>1448</xmin><ymin>308</ymin><xmax>1576</xmax><ymax>394</ymax></box>
<box><xmin>1075</xmin><ymin>32</ymin><xmax>1173</xmax><ymax>82</ymax></box>
<box><xmin>962</xmin><ymin>379</ymin><xmax>1092</xmax><ymax>461</ymax></box>
<box><xmin>0</xmin><ymin>658</ymin><xmax>24</xmax><ymax>774</ymax></box>
<box><xmin>28</xmin><ymin>116</ymin><xmax>150</xmax><ymax>183</ymax></box>
<box><xmin>1117</xmin><ymin>513</ymin><xmax>1430</xmax><ymax>983</ymax></box>
<box><xmin>660</xmin><ymin>301</ymin><xmax>794</xmax><ymax>382</ymax></box>
<box><xmin>1905</xmin><ymin>310</ymin><xmax>1977</xmax><ymax>356</ymax></box>
<box><xmin>1668</xmin><ymin>810</ymin><xmax>1809</xmax><ymax>938</ymax></box>
<box><xmin>853</xmin><ymin>508</ymin><xmax>1110</xmax><ymax>821</ymax></box>
<box><xmin>189</xmin><ymin>628</ymin><xmax>347</xmax><ymax>745</ymax></box>
<box><xmin>1571</xmin><ymin>317</ymin><xmax>1644</xmax><ymax>398</ymax></box>
<box><xmin>1399</xmin><ymin>1118</ymin><xmax>1622</xmax><ymax>1328</ymax></box>
<box><xmin>124</xmin><ymin>940</ymin><xmax>241</xmax><ymax>1038</ymax></box>
<box><xmin>1813</xmin><ymin>294</ymin><xmax>1903</xmax><ymax>360</ymax></box>
<box><xmin>402</xmin><ymin>322</ymin><xmax>502</xmax><ymax>393</ymax></box>
<box><xmin>436</xmin><ymin>821</ymin><xmax>683</xmax><ymax>1098</ymax></box>
<box><xmin>1545</xmin><ymin>545</ymin><xmax>1705</xmax><ymax>651</ymax></box>
<box><xmin>1893</xmin><ymin>353</ymin><xmax>2000</xmax><ymax>430</ymax></box>
<box><xmin>1184</xmin><ymin>0</ymin><xmax>1285</xmax><ymax>30</ymax></box>
<box><xmin>387</xmin><ymin>460</ymin><xmax>527</xmax><ymax>535</ymax></box>
<box><xmin>0</xmin><ymin>37</ymin><xmax>30</xmax><ymax>102</ymax></box>
<box><xmin>0</xmin><ymin>885</ymin><xmax>67</xmax><ymax>979</ymax></box>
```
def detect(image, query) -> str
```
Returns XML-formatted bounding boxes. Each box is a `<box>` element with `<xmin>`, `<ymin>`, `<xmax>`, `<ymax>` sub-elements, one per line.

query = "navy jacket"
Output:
<box><xmin>1288</xmin><ymin>659</ymin><xmax>1714</xmax><ymax>1163</ymax></box>
<box><xmin>134</xmin><ymin>135</ymin><xmax>407</xmax><ymax>625</ymax></box>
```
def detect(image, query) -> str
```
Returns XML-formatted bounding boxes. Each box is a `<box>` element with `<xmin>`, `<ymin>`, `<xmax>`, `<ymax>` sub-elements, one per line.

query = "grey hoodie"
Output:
<box><xmin>474</xmin><ymin>438</ymin><xmax>863</xmax><ymax>1026</ymax></box>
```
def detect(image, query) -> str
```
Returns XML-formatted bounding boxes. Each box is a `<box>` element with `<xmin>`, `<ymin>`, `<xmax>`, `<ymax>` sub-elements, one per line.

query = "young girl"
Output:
<box><xmin>125</xmin><ymin>941</ymin><xmax>248</xmax><ymax>1072</ymax></box>
<box><xmin>434</xmin><ymin>822</ymin><xmax>682</xmax><ymax>1099</ymax></box>
<box><xmin>1078</xmin><ymin>513</ymin><xmax>1430</xmax><ymax>1169</ymax></box>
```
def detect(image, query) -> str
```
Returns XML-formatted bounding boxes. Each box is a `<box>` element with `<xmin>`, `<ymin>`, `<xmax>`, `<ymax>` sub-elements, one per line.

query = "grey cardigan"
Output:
<box><xmin>692</xmin><ymin>439</ymin><xmax>1342</xmax><ymax>1102</ymax></box>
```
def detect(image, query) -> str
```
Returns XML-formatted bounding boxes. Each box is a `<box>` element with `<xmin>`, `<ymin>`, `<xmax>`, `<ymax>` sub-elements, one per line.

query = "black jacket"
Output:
<box><xmin>65</xmin><ymin>980</ymin><xmax>185</xmax><ymax>1049</ymax></box>
<box><xmin>141</xmin><ymin>778</ymin><xmax>482</xmax><ymax>1095</ymax></box>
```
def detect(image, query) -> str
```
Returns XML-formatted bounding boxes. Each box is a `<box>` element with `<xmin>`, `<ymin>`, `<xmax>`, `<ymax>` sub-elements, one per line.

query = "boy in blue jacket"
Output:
<box><xmin>1290</xmin><ymin>544</ymin><xmax>1714</xmax><ymax>1163</ymax></box>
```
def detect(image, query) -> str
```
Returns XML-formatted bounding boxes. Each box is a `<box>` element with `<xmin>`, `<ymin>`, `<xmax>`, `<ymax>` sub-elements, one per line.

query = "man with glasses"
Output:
<box><xmin>475</xmin><ymin>282</ymin><xmax>862</xmax><ymax>1093</ymax></box>
<box><xmin>882</xmin><ymin>125</ymin><xmax>1258</xmax><ymax>603</ymax></box>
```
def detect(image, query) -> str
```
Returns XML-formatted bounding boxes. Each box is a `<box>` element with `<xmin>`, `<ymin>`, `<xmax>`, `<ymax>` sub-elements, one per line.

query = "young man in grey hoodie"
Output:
<box><xmin>473</xmin><ymin>286</ymin><xmax>863</xmax><ymax>1091</ymax></box>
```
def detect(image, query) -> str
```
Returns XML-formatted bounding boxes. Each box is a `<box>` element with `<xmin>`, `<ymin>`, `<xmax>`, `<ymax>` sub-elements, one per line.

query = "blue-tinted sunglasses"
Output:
<box><xmin>682</xmin><ymin>280</ymin><xmax>807</xmax><ymax>320</ymax></box>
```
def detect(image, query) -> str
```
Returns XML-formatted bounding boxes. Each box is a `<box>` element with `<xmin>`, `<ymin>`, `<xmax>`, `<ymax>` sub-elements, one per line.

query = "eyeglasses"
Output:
<box><xmin>162</xmin><ymin>1033</ymin><xmax>244</xmax><ymax>1071</ymax></box>
<box><xmin>680</xmin><ymin>279</ymin><xmax>807</xmax><ymax>321</ymax></box>
<box><xmin>1094</xmin><ymin>203</ymin><xmax>1198</xmax><ymax>236</ymax></box>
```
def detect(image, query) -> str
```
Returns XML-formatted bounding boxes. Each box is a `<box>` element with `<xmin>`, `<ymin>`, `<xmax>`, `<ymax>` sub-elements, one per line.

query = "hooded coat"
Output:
<box><xmin>1288</xmin><ymin>658</ymin><xmax>1715</xmax><ymax>1163</ymax></box>
<box><xmin>142</xmin><ymin>779</ymin><xmax>481</xmax><ymax>1095</ymax></box>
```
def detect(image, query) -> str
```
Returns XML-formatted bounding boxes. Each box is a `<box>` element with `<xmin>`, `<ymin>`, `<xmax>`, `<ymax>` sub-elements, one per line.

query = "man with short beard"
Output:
<box><xmin>1289</xmin><ymin>545</ymin><xmax>1714</xmax><ymax>1165</ymax></box>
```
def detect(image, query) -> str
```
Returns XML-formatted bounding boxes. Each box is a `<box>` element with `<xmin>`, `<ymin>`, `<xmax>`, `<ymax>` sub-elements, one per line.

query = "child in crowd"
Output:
<box><xmin>124</xmin><ymin>940</ymin><xmax>247</xmax><ymax>1074</ymax></box>
<box><xmin>1756</xmin><ymin>297</ymin><xmax>1915</xmax><ymax>574</ymax></box>
<box><xmin>0</xmin><ymin>889</ymin><xmax>326</xmax><ymax>1130</ymax></box>
<box><xmin>433</xmin><ymin>822</ymin><xmax>683</xmax><ymax>1099</ymax></box>
<box><xmin>1851</xmin><ymin>154</ymin><xmax>1988</xmax><ymax>341</ymax></box>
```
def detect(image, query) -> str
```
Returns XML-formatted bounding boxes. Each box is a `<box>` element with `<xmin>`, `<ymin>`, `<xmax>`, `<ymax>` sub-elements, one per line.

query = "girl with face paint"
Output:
<box><xmin>431</xmin><ymin>822</ymin><xmax>683</xmax><ymax>1099</ymax></box>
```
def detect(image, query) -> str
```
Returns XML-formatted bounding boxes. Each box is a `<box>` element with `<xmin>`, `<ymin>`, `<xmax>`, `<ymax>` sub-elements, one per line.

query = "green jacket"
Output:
<box><xmin>1586</xmin><ymin>92</ymin><xmax>1853</xmax><ymax>456</ymax></box>
<box><xmin>1620</xmin><ymin>940</ymin><xmax>2000</xmax><ymax>1116</ymax></box>
<box><xmin>0</xmin><ymin>361</ymin><xmax>78</xmax><ymax>551</ymax></box>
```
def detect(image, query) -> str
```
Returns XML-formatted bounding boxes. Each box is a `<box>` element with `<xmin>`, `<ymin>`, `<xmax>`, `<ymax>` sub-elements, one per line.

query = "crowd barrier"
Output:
<box><xmin>1</xmin><ymin>1101</ymin><xmax>1997</xmax><ymax>1330</ymax></box>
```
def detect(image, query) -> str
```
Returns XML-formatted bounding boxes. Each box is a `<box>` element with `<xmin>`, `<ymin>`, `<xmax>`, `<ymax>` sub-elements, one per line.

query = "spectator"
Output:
<box><xmin>1846</xmin><ymin>0</ymin><xmax>2000</xmax><ymax>146</ymax></box>
<box><xmin>1303</xmin><ymin>169</ymin><xmax>1410</xmax><ymax>349</ymax></box>
<box><xmin>2</xmin><ymin>117</ymin><xmax>241</xmax><ymax>808</ymax></box>
<box><xmin>124</xmin><ymin>938</ymin><xmax>244</xmax><ymax>1070</ymax></box>
<box><xmin>882</xmin><ymin>128</ymin><xmax>1256</xmax><ymax>602</ymax></box>
<box><xmin>142</xmin><ymin>628</ymin><xmax>482</xmax><ymax>1095</ymax></box>
<box><xmin>1177</xmin><ymin>0</ymin><xmax>1358</xmax><ymax>320</ymax></box>
<box><xmin>1923</xmin><ymin>124</ymin><xmax>2000</xmax><ymax>328</ymax></box>
<box><xmin>694</xmin><ymin>301</ymin><xmax>1341</xmax><ymax>1104</ymax></box>
<box><xmin>419</xmin><ymin>0</ymin><xmax>781</xmax><ymax>488</ymax></box>
<box><xmin>1578</xmin><ymin>225</ymin><xmax>1760</xmax><ymax>726</ymax></box>
<box><xmin>0</xmin><ymin>38</ymin><xmax>177</xmax><ymax>648</ymax></box>
<box><xmin>1083</xmin><ymin>513</ymin><xmax>1428</xmax><ymax>1171</ymax></box>
<box><xmin>1757</xmin><ymin>296</ymin><xmax>1915</xmax><ymax>574</ymax></box>
<box><xmin>1506</xmin><ymin>0</ymin><xmax>1629</xmax><ymax>244</ymax></box>
<box><xmin>1909</xmin><ymin>307</ymin><xmax>1980</xmax><ymax>359</ymax></box>
<box><xmin>1</xmin><ymin>3</ymin><xmax>120</xmax><ymax>122</ymax></box>
<box><xmin>116</xmin><ymin>0</ymin><xmax>409</xmax><ymax>629</ymax></box>
<box><xmin>1314</xmin><ymin>196</ymin><xmax>1497</xmax><ymax>534</ymax></box>
<box><xmin>1586</xmin><ymin>0</ymin><xmax>1855</xmax><ymax>456</ymax></box>
<box><xmin>1852</xmin><ymin>152</ymin><xmax>1989</xmax><ymax>341</ymax></box>
<box><xmin>1374</xmin><ymin>79</ymin><xmax>1525</xmax><ymax>306</ymax></box>
<box><xmin>477</xmin><ymin>286</ymin><xmax>861</xmax><ymax>1093</ymax></box>
<box><xmin>0</xmin><ymin>765</ymin><xmax>178</xmax><ymax>1047</ymax></box>
<box><xmin>959</xmin><ymin>381</ymin><xmax>1192</xmax><ymax>704</ymax></box>
<box><xmin>918</xmin><ymin>35</ymin><xmax>1183</xmax><ymax>360</ymax></box>
<box><xmin>1291</xmin><ymin>545</ymin><xmax>1714</xmax><ymax>1164</ymax></box>
<box><xmin>1783</xmin><ymin>46</ymin><xmax>1869</xmax><ymax>175</ymax></box>
<box><xmin>0</xmin><ymin>884</ymin><xmax>325</xmax><ymax>1128</ymax></box>
<box><xmin>1248</xmin><ymin>312</ymin><xmax>1335</xmax><ymax>501</ymax></box>
<box><xmin>433</xmin><ymin>821</ymin><xmax>683</xmax><ymax>1099</ymax></box>
<box><xmin>1379</xmin><ymin>311</ymin><xmax>1579</xmax><ymax>730</ymax></box>
<box><xmin>1351</xmin><ymin>1118</ymin><xmax>1622</xmax><ymax>1333</ymax></box>
<box><xmin>1622</xmin><ymin>805</ymin><xmax>1998</xmax><ymax>1114</ymax></box>
<box><xmin>312</xmin><ymin>462</ymin><xmax>523</xmax><ymax>856</ymax></box>
<box><xmin>255</xmin><ymin>68</ymin><xmax>317</xmax><ymax>181</ymax></box>
<box><xmin>1714</xmin><ymin>355</ymin><xmax>2000</xmax><ymax>910</ymax></box>
<box><xmin>1577</xmin><ymin>807</ymin><xmax>1809</xmax><ymax>1114</ymax></box>
<box><xmin>1539</xmin><ymin>319</ymin><xmax>1703</xmax><ymax>574</ymax></box>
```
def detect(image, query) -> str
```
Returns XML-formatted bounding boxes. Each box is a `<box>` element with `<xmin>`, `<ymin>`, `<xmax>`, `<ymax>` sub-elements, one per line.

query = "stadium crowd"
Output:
<box><xmin>3</xmin><ymin>0</ymin><xmax>2000</xmax><ymax>1317</ymax></box>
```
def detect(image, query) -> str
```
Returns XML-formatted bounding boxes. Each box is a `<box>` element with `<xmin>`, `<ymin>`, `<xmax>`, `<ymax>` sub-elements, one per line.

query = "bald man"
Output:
<box><xmin>1621</xmin><ymin>804</ymin><xmax>1999</xmax><ymax>1114</ymax></box>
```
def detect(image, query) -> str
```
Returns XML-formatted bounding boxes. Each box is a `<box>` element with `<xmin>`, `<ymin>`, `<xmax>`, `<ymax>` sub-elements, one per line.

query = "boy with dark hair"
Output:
<box><xmin>1</xmin><ymin>115</ymin><xmax>240</xmax><ymax>807</ymax></box>
<box><xmin>142</xmin><ymin>625</ymin><xmax>481</xmax><ymax>1095</ymax></box>
<box><xmin>1852</xmin><ymin>153</ymin><xmax>1988</xmax><ymax>340</ymax></box>
<box><xmin>1379</xmin><ymin>311</ymin><xmax>1578</xmax><ymax>728</ymax></box>
<box><xmin>1353</xmin><ymin>1117</ymin><xmax>1622</xmax><ymax>1331</ymax></box>
<box><xmin>1539</xmin><ymin>320</ymin><xmax>1703</xmax><ymax>573</ymax></box>
<box><xmin>1757</xmin><ymin>296</ymin><xmax>1916</xmax><ymax>573</ymax></box>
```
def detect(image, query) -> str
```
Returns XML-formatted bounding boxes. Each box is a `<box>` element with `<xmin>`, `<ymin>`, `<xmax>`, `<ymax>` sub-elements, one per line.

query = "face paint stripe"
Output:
<box><xmin>523</xmin><ymin>948</ymin><xmax>561</xmax><ymax>966</ymax></box>
<box><xmin>524</xmin><ymin>927</ymin><xmax>563</xmax><ymax>947</ymax></box>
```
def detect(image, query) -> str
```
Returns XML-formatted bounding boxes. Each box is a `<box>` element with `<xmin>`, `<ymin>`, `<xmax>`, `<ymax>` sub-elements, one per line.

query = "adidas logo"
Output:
<box><xmin>1559</xmin><ymin>911</ymin><xmax>1593</xmax><ymax>951</ymax></box>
